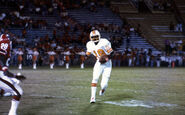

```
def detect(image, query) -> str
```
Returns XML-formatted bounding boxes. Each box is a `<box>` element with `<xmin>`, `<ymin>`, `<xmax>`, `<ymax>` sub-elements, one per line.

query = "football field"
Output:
<box><xmin>0</xmin><ymin>67</ymin><xmax>185</xmax><ymax>115</ymax></box>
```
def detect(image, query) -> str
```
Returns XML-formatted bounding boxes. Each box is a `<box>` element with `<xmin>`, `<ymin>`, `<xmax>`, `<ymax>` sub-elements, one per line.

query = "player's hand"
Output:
<box><xmin>15</xmin><ymin>73</ymin><xmax>26</xmax><ymax>81</ymax></box>
<box><xmin>99</xmin><ymin>55</ymin><xmax>109</xmax><ymax>64</ymax></box>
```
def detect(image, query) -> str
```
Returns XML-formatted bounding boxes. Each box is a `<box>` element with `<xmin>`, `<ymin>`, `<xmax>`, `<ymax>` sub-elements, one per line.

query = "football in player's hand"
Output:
<box><xmin>99</xmin><ymin>55</ymin><xmax>109</xmax><ymax>64</ymax></box>
<box><xmin>15</xmin><ymin>73</ymin><xmax>26</xmax><ymax>81</ymax></box>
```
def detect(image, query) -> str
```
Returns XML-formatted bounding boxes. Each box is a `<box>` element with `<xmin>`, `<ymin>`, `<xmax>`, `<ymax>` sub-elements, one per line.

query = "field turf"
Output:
<box><xmin>0</xmin><ymin>67</ymin><xmax>185</xmax><ymax>115</ymax></box>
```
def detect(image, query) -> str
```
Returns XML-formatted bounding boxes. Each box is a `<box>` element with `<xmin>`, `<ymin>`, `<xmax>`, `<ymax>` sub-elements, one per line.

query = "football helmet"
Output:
<box><xmin>90</xmin><ymin>30</ymin><xmax>101</xmax><ymax>43</ymax></box>
<box><xmin>0</xmin><ymin>34</ymin><xmax>9</xmax><ymax>41</ymax></box>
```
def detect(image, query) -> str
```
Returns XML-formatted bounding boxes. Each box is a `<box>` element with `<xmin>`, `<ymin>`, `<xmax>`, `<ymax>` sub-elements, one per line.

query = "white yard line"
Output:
<box><xmin>104</xmin><ymin>100</ymin><xmax>177</xmax><ymax>108</ymax></box>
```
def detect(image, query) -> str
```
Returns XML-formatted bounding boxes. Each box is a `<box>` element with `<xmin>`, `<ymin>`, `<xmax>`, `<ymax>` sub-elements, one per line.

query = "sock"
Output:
<box><xmin>91</xmin><ymin>86</ymin><xmax>97</xmax><ymax>99</ymax></box>
<box><xmin>81</xmin><ymin>63</ymin><xmax>84</xmax><ymax>69</ymax></box>
<box><xmin>8</xmin><ymin>100</ymin><xmax>20</xmax><ymax>115</ymax></box>
<box><xmin>52</xmin><ymin>63</ymin><xmax>54</xmax><ymax>69</ymax></box>
<box><xmin>33</xmin><ymin>64</ymin><xmax>36</xmax><ymax>69</ymax></box>
<box><xmin>18</xmin><ymin>64</ymin><xmax>22</xmax><ymax>69</ymax></box>
<box><xmin>66</xmin><ymin>63</ymin><xmax>69</xmax><ymax>69</ymax></box>
<box><xmin>50</xmin><ymin>63</ymin><xmax>54</xmax><ymax>69</ymax></box>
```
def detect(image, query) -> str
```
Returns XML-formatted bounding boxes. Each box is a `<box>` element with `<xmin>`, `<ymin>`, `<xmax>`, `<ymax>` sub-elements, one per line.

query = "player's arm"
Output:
<box><xmin>0</xmin><ymin>58</ymin><xmax>26</xmax><ymax>81</ymax></box>
<box><xmin>85</xmin><ymin>51</ymin><xmax>91</xmax><ymax>60</ymax></box>
<box><xmin>108</xmin><ymin>50</ymin><xmax>114</xmax><ymax>59</ymax></box>
<box><xmin>3</xmin><ymin>67</ymin><xmax>14</xmax><ymax>77</ymax></box>
<box><xmin>105</xmin><ymin>41</ymin><xmax>114</xmax><ymax>59</ymax></box>
<box><xmin>85</xmin><ymin>42</ymin><xmax>92</xmax><ymax>59</ymax></box>
<box><xmin>3</xmin><ymin>67</ymin><xmax>26</xmax><ymax>81</ymax></box>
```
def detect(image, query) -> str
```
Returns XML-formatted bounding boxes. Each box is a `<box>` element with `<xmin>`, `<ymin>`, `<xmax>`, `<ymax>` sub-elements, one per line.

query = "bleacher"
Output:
<box><xmin>68</xmin><ymin>7</ymin><xmax>122</xmax><ymax>25</ymax></box>
<box><xmin>1</xmin><ymin>0</ymin><xmax>184</xmax><ymax>52</ymax></box>
<box><xmin>110</xmin><ymin>1</ymin><xmax>159</xmax><ymax>52</ymax></box>
<box><xmin>117</xmin><ymin>0</ymin><xmax>185</xmax><ymax>51</ymax></box>
<box><xmin>68</xmin><ymin>6</ymin><xmax>157</xmax><ymax>52</ymax></box>
<box><xmin>111</xmin><ymin>0</ymin><xmax>138</xmax><ymax>13</ymax></box>
<box><xmin>175</xmin><ymin>0</ymin><xmax>185</xmax><ymax>23</ymax></box>
<box><xmin>117</xmin><ymin>31</ymin><xmax>157</xmax><ymax>51</ymax></box>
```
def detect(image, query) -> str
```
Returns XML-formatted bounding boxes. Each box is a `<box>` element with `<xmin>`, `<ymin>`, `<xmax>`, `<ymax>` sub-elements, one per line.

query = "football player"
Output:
<box><xmin>86</xmin><ymin>30</ymin><xmax>113</xmax><ymax>103</ymax></box>
<box><xmin>0</xmin><ymin>34</ymin><xmax>25</xmax><ymax>115</ymax></box>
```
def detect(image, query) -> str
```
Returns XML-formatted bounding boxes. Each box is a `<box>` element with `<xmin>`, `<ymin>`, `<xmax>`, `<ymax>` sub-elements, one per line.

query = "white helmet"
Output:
<box><xmin>89</xmin><ymin>30</ymin><xmax>101</xmax><ymax>43</ymax></box>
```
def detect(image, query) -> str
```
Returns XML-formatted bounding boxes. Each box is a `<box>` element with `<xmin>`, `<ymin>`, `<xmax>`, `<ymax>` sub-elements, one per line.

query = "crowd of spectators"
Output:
<box><xmin>165</xmin><ymin>39</ymin><xmax>185</xmax><ymax>55</ymax></box>
<box><xmin>112</xmin><ymin>47</ymin><xmax>185</xmax><ymax>67</ymax></box>
<box><xmin>0</xmin><ymin>0</ymin><xmax>125</xmax><ymax>68</ymax></box>
<box><xmin>1</xmin><ymin>0</ymin><xmax>184</xmax><ymax>68</ymax></box>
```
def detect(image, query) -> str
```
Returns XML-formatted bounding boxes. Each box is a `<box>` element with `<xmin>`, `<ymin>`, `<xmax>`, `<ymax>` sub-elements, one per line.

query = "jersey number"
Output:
<box><xmin>1</xmin><ymin>43</ymin><xmax>8</xmax><ymax>50</ymax></box>
<box><xmin>93</xmin><ymin>49</ymin><xmax>106</xmax><ymax>57</ymax></box>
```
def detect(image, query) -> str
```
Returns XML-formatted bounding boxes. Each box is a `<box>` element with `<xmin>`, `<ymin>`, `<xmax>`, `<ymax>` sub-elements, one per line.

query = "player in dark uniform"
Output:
<box><xmin>0</xmin><ymin>34</ymin><xmax>25</xmax><ymax>115</ymax></box>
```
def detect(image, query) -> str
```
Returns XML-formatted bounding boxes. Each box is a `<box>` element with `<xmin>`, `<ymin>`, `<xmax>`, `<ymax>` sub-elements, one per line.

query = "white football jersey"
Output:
<box><xmin>86</xmin><ymin>38</ymin><xmax>113</xmax><ymax>60</ymax></box>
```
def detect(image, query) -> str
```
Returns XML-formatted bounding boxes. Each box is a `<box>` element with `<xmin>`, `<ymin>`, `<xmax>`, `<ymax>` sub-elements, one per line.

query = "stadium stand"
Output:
<box><xmin>117</xmin><ymin>0</ymin><xmax>185</xmax><ymax>51</ymax></box>
<box><xmin>0</xmin><ymin>0</ymin><xmax>185</xmax><ymax>67</ymax></box>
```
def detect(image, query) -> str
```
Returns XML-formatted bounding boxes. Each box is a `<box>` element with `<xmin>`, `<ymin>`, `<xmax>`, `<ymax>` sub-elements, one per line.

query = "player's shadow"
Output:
<box><xmin>80</xmin><ymin>102</ymin><xmax>103</xmax><ymax>115</ymax></box>
<box><xmin>107</xmin><ymin>93</ymin><xmax>133</xmax><ymax>101</ymax></box>
<box><xmin>80</xmin><ymin>93</ymin><xmax>133</xmax><ymax>115</ymax></box>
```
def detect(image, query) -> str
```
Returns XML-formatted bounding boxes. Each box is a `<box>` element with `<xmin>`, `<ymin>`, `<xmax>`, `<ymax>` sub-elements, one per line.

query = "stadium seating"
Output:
<box><xmin>117</xmin><ymin>31</ymin><xmax>157</xmax><ymax>51</ymax></box>
<box><xmin>68</xmin><ymin>7</ymin><xmax>122</xmax><ymax>25</ymax></box>
<box><xmin>175</xmin><ymin>0</ymin><xmax>185</xmax><ymax>23</ymax></box>
<box><xmin>110</xmin><ymin>0</ymin><xmax>138</xmax><ymax>13</ymax></box>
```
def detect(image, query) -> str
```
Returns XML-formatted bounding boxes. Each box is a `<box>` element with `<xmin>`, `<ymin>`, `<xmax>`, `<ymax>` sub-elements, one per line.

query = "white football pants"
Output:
<box><xmin>0</xmin><ymin>72</ymin><xmax>23</xmax><ymax>97</ymax></box>
<box><xmin>92</xmin><ymin>60</ymin><xmax>112</xmax><ymax>90</ymax></box>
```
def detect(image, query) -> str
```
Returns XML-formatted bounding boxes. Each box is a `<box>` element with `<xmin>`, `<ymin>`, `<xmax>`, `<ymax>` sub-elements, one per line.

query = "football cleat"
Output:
<box><xmin>99</xmin><ymin>89</ymin><xmax>105</xmax><ymax>96</ymax></box>
<box><xmin>90</xmin><ymin>97</ymin><xmax>96</xmax><ymax>104</ymax></box>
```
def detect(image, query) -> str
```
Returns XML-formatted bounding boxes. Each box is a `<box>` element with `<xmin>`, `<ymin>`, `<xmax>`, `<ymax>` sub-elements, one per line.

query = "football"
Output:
<box><xmin>99</xmin><ymin>55</ymin><xmax>109</xmax><ymax>64</ymax></box>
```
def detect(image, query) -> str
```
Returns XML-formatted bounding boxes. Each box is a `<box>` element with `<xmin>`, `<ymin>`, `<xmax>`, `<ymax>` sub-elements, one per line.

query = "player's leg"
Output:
<box><xmin>90</xmin><ymin>62</ymin><xmax>103</xmax><ymax>103</ymax></box>
<box><xmin>0</xmin><ymin>88</ymin><xmax>12</xmax><ymax>97</ymax></box>
<box><xmin>100</xmin><ymin>61</ymin><xmax>112</xmax><ymax>96</ymax></box>
<box><xmin>9</xmin><ymin>84</ymin><xmax>23</xmax><ymax>115</ymax></box>
<box><xmin>0</xmin><ymin>76</ymin><xmax>23</xmax><ymax>115</ymax></box>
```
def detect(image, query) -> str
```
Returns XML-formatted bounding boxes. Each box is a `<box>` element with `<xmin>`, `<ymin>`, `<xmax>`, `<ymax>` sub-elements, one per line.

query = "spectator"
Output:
<box><xmin>176</xmin><ymin>22</ymin><xmax>183</xmax><ymax>32</ymax></box>
<box><xmin>55</xmin><ymin>21</ymin><xmax>62</xmax><ymax>29</ymax></box>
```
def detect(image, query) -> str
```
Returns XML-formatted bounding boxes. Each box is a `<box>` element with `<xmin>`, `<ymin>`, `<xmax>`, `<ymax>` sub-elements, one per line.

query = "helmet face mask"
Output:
<box><xmin>90</xmin><ymin>30</ymin><xmax>101</xmax><ymax>43</ymax></box>
<box><xmin>91</xmin><ymin>35</ymin><xmax>99</xmax><ymax>43</ymax></box>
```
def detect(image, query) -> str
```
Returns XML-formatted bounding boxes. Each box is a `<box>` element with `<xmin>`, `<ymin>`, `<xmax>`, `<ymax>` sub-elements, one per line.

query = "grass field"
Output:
<box><xmin>0</xmin><ymin>67</ymin><xmax>185</xmax><ymax>115</ymax></box>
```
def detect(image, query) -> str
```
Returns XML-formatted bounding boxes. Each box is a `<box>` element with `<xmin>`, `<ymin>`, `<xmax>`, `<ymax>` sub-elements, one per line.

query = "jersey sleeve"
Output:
<box><xmin>104</xmin><ymin>39</ymin><xmax>113</xmax><ymax>55</ymax></box>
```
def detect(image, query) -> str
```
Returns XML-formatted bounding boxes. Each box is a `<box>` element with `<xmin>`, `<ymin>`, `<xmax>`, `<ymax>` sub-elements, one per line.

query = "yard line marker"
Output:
<box><xmin>104</xmin><ymin>100</ymin><xmax>177</xmax><ymax>108</ymax></box>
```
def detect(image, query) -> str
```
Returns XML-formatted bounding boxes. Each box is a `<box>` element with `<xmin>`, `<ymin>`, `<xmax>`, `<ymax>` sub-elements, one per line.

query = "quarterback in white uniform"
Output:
<box><xmin>86</xmin><ymin>30</ymin><xmax>113</xmax><ymax>103</ymax></box>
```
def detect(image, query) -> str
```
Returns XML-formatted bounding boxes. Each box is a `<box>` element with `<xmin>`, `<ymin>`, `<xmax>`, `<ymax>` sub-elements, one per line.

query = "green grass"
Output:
<box><xmin>0</xmin><ymin>67</ymin><xmax>185</xmax><ymax>115</ymax></box>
